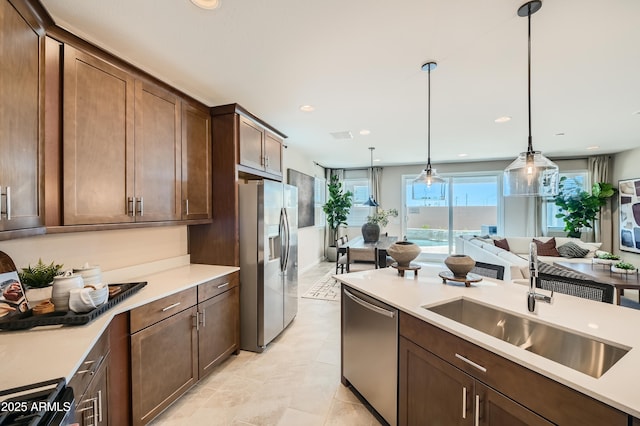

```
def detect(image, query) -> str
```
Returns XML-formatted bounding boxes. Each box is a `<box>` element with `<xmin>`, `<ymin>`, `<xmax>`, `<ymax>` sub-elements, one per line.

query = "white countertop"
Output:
<box><xmin>0</xmin><ymin>262</ymin><xmax>238</xmax><ymax>391</ymax></box>
<box><xmin>335</xmin><ymin>265</ymin><xmax>640</xmax><ymax>418</ymax></box>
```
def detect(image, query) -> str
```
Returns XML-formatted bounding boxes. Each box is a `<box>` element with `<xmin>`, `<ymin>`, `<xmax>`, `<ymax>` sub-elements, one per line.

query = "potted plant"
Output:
<box><xmin>553</xmin><ymin>177</ymin><xmax>615</xmax><ymax>239</ymax></box>
<box><xmin>362</xmin><ymin>208</ymin><xmax>398</xmax><ymax>243</ymax></box>
<box><xmin>593</xmin><ymin>251</ymin><xmax>620</xmax><ymax>265</ymax></box>
<box><xmin>611</xmin><ymin>261</ymin><xmax>637</xmax><ymax>275</ymax></box>
<box><xmin>18</xmin><ymin>259</ymin><xmax>63</xmax><ymax>302</ymax></box>
<box><xmin>322</xmin><ymin>175</ymin><xmax>353</xmax><ymax>261</ymax></box>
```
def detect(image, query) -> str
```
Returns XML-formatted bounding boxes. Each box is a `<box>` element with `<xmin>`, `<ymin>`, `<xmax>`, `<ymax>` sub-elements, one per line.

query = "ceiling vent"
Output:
<box><xmin>330</xmin><ymin>131</ymin><xmax>353</xmax><ymax>140</ymax></box>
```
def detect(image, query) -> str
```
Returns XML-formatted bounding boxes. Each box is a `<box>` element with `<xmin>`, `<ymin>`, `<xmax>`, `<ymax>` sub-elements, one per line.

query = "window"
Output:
<box><xmin>343</xmin><ymin>178</ymin><xmax>372</xmax><ymax>226</ymax></box>
<box><xmin>546</xmin><ymin>171</ymin><xmax>589</xmax><ymax>230</ymax></box>
<box><xmin>314</xmin><ymin>176</ymin><xmax>326</xmax><ymax>228</ymax></box>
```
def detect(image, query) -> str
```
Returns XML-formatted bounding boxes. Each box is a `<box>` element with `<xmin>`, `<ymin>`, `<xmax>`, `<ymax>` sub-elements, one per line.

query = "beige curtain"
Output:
<box><xmin>526</xmin><ymin>196</ymin><xmax>544</xmax><ymax>237</ymax></box>
<box><xmin>589</xmin><ymin>155</ymin><xmax>612</xmax><ymax>250</ymax></box>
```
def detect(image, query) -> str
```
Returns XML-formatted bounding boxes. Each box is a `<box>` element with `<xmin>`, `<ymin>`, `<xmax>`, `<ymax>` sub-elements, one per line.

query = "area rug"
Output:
<box><xmin>302</xmin><ymin>272</ymin><xmax>341</xmax><ymax>301</ymax></box>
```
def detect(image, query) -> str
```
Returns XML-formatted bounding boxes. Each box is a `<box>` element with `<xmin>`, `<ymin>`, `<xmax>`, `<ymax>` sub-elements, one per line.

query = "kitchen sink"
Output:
<box><xmin>424</xmin><ymin>298</ymin><xmax>630</xmax><ymax>378</ymax></box>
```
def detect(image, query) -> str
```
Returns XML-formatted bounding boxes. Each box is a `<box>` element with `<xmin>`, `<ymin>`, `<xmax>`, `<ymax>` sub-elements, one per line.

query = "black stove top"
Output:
<box><xmin>0</xmin><ymin>379</ymin><xmax>74</xmax><ymax>426</ymax></box>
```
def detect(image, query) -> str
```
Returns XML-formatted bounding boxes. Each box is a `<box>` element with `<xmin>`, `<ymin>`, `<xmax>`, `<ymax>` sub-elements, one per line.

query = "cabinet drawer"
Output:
<box><xmin>399</xmin><ymin>312</ymin><xmax>627</xmax><ymax>425</ymax></box>
<box><xmin>198</xmin><ymin>272</ymin><xmax>239</xmax><ymax>303</ymax></box>
<box><xmin>130</xmin><ymin>287</ymin><xmax>196</xmax><ymax>333</ymax></box>
<box><xmin>69</xmin><ymin>329</ymin><xmax>110</xmax><ymax>400</ymax></box>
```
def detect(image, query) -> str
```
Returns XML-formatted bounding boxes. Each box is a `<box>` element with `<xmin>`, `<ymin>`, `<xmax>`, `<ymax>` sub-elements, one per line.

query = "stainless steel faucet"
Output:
<box><xmin>528</xmin><ymin>242</ymin><xmax>553</xmax><ymax>312</ymax></box>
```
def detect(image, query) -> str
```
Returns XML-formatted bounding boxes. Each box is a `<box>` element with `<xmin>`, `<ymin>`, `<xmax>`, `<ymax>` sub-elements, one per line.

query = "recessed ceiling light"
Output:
<box><xmin>359</xmin><ymin>129</ymin><xmax>371</xmax><ymax>136</ymax></box>
<box><xmin>494</xmin><ymin>116</ymin><xmax>511</xmax><ymax>123</ymax></box>
<box><xmin>586</xmin><ymin>145</ymin><xmax>600</xmax><ymax>150</ymax></box>
<box><xmin>299</xmin><ymin>105</ymin><xmax>314</xmax><ymax>112</ymax></box>
<box><xmin>555</xmin><ymin>132</ymin><xmax>565</xmax><ymax>136</ymax></box>
<box><xmin>190</xmin><ymin>0</ymin><xmax>221</xmax><ymax>10</ymax></box>
<box><xmin>373</xmin><ymin>158</ymin><xmax>381</xmax><ymax>162</ymax></box>
<box><xmin>633</xmin><ymin>110</ymin><xmax>640</xmax><ymax>115</ymax></box>
<box><xmin>458</xmin><ymin>153</ymin><xmax>468</xmax><ymax>157</ymax></box>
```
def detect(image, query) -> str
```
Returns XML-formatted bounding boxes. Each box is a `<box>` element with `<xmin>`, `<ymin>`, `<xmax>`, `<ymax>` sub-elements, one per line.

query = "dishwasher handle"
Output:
<box><xmin>344</xmin><ymin>288</ymin><xmax>396</xmax><ymax>318</ymax></box>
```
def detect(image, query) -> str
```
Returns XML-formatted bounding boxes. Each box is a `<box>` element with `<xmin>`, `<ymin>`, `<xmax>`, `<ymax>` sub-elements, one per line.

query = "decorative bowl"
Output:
<box><xmin>611</xmin><ymin>265</ymin><xmax>637</xmax><ymax>275</ymax></box>
<box><xmin>387</xmin><ymin>241</ymin><xmax>421</xmax><ymax>267</ymax></box>
<box><xmin>444</xmin><ymin>255</ymin><xmax>476</xmax><ymax>278</ymax></box>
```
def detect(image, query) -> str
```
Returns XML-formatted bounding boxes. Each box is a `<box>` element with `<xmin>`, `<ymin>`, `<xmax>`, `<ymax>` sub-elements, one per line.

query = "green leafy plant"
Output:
<box><xmin>18</xmin><ymin>259</ymin><xmax>64</xmax><ymax>288</ymax></box>
<box><xmin>366</xmin><ymin>208</ymin><xmax>399</xmax><ymax>227</ymax></box>
<box><xmin>553</xmin><ymin>177</ymin><xmax>615</xmax><ymax>238</ymax></box>
<box><xmin>596</xmin><ymin>252</ymin><xmax>620</xmax><ymax>260</ymax></box>
<box><xmin>614</xmin><ymin>261</ymin><xmax>636</xmax><ymax>271</ymax></box>
<box><xmin>322</xmin><ymin>175</ymin><xmax>353</xmax><ymax>244</ymax></box>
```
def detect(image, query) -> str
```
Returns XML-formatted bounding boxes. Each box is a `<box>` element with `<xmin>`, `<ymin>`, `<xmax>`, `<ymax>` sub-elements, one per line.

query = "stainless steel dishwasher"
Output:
<box><xmin>342</xmin><ymin>284</ymin><xmax>398</xmax><ymax>426</ymax></box>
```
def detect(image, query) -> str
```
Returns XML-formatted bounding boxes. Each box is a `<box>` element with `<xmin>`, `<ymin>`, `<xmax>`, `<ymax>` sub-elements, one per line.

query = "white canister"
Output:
<box><xmin>73</xmin><ymin>263</ymin><xmax>102</xmax><ymax>286</ymax></box>
<box><xmin>51</xmin><ymin>271</ymin><xmax>84</xmax><ymax>311</ymax></box>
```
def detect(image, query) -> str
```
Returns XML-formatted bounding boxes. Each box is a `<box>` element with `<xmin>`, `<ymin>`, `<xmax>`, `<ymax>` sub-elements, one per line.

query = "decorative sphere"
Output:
<box><xmin>387</xmin><ymin>241</ymin><xmax>421</xmax><ymax>267</ymax></box>
<box><xmin>444</xmin><ymin>255</ymin><xmax>476</xmax><ymax>278</ymax></box>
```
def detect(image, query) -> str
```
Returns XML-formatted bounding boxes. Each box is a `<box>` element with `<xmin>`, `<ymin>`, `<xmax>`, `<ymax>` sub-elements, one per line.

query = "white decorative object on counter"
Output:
<box><xmin>51</xmin><ymin>271</ymin><xmax>84</xmax><ymax>311</ymax></box>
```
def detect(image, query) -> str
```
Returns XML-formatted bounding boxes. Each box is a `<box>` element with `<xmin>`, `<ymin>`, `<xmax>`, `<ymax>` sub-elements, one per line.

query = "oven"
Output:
<box><xmin>0</xmin><ymin>378</ymin><xmax>75</xmax><ymax>426</ymax></box>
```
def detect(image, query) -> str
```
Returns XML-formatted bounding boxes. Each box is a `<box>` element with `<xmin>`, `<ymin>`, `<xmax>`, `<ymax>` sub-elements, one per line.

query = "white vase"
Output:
<box><xmin>611</xmin><ymin>265</ymin><xmax>637</xmax><ymax>274</ymax></box>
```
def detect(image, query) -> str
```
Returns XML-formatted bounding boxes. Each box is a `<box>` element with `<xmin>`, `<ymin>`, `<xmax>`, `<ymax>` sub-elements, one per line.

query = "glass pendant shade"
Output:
<box><xmin>363</xmin><ymin>196</ymin><xmax>379</xmax><ymax>207</ymax></box>
<box><xmin>503</xmin><ymin>0</ymin><xmax>559</xmax><ymax>197</ymax></box>
<box><xmin>503</xmin><ymin>150</ymin><xmax>559</xmax><ymax>197</ymax></box>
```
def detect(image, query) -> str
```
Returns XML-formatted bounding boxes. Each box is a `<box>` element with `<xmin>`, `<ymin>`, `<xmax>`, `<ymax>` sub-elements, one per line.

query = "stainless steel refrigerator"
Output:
<box><xmin>239</xmin><ymin>179</ymin><xmax>298</xmax><ymax>353</ymax></box>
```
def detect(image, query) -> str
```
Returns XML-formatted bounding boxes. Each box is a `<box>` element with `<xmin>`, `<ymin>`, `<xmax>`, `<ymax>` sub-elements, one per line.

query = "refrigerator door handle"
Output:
<box><xmin>281</xmin><ymin>208</ymin><xmax>290</xmax><ymax>272</ymax></box>
<box><xmin>279</xmin><ymin>208</ymin><xmax>287</xmax><ymax>272</ymax></box>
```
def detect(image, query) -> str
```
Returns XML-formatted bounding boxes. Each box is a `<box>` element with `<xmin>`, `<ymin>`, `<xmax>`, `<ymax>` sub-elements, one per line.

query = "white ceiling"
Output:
<box><xmin>40</xmin><ymin>0</ymin><xmax>640</xmax><ymax>169</ymax></box>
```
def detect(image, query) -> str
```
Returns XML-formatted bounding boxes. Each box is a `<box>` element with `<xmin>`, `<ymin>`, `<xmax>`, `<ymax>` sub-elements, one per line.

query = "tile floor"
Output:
<box><xmin>150</xmin><ymin>262</ymin><xmax>381</xmax><ymax>426</ymax></box>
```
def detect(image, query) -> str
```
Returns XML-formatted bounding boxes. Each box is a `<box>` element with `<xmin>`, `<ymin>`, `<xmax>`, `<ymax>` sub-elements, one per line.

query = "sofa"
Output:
<box><xmin>457</xmin><ymin>235</ymin><xmax>602</xmax><ymax>282</ymax></box>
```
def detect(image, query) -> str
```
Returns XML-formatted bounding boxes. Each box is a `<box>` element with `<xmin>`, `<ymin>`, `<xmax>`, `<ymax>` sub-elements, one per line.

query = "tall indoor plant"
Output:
<box><xmin>323</xmin><ymin>175</ymin><xmax>353</xmax><ymax>259</ymax></box>
<box><xmin>553</xmin><ymin>177</ymin><xmax>615</xmax><ymax>238</ymax></box>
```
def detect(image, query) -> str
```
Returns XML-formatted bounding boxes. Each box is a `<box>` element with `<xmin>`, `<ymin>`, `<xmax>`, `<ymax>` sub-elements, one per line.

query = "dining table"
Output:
<box><xmin>340</xmin><ymin>235</ymin><xmax>398</xmax><ymax>269</ymax></box>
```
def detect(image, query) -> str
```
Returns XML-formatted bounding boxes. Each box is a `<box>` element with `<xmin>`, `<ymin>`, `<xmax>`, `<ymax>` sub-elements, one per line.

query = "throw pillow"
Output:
<box><xmin>493</xmin><ymin>238</ymin><xmax>510</xmax><ymax>251</ymax></box>
<box><xmin>533</xmin><ymin>238</ymin><xmax>560</xmax><ymax>257</ymax></box>
<box><xmin>557</xmin><ymin>241</ymin><xmax>590</xmax><ymax>258</ymax></box>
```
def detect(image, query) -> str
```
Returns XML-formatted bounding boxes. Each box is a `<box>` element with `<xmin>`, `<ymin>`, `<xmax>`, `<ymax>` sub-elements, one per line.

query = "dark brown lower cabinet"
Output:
<box><xmin>198</xmin><ymin>284</ymin><xmax>239</xmax><ymax>378</ymax></box>
<box><xmin>75</xmin><ymin>356</ymin><xmax>109</xmax><ymax>426</ymax></box>
<box><xmin>130</xmin><ymin>306</ymin><xmax>198</xmax><ymax>425</ymax></box>
<box><xmin>399</xmin><ymin>312</ymin><xmax>628</xmax><ymax>426</ymax></box>
<box><xmin>399</xmin><ymin>337</ymin><xmax>551</xmax><ymax>426</ymax></box>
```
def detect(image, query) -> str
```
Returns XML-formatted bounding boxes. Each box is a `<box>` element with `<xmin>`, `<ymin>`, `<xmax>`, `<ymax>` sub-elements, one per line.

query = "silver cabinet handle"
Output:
<box><xmin>455</xmin><ymin>353</ymin><xmax>487</xmax><ymax>373</ymax></box>
<box><xmin>97</xmin><ymin>389</ymin><xmax>103</xmax><ymax>422</ymax></box>
<box><xmin>162</xmin><ymin>302</ymin><xmax>181</xmax><ymax>312</ymax></box>
<box><xmin>76</xmin><ymin>355</ymin><xmax>103</xmax><ymax>375</ymax></box>
<box><xmin>185</xmin><ymin>199</ymin><xmax>189</xmax><ymax>215</ymax></box>
<box><xmin>1</xmin><ymin>186</ymin><xmax>10</xmax><ymax>220</ymax></box>
<box><xmin>128</xmin><ymin>197</ymin><xmax>135</xmax><ymax>216</ymax></box>
<box><xmin>201</xmin><ymin>310</ymin><xmax>206</xmax><ymax>328</ymax></box>
<box><xmin>136</xmin><ymin>197</ymin><xmax>144</xmax><ymax>216</ymax></box>
<box><xmin>462</xmin><ymin>386</ymin><xmax>467</xmax><ymax>419</ymax></box>
<box><xmin>343</xmin><ymin>289</ymin><xmax>396</xmax><ymax>318</ymax></box>
<box><xmin>193</xmin><ymin>312</ymin><xmax>199</xmax><ymax>331</ymax></box>
<box><xmin>475</xmin><ymin>394</ymin><xmax>480</xmax><ymax>426</ymax></box>
<box><xmin>217</xmin><ymin>282</ymin><xmax>230</xmax><ymax>289</ymax></box>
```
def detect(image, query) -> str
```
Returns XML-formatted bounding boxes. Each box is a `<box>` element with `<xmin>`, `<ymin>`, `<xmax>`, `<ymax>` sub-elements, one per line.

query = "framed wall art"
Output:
<box><xmin>618</xmin><ymin>178</ymin><xmax>640</xmax><ymax>253</ymax></box>
<box><xmin>288</xmin><ymin>169</ymin><xmax>315</xmax><ymax>228</ymax></box>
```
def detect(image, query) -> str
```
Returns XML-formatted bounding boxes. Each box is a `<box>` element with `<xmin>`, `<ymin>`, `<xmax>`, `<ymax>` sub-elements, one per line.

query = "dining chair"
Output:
<box><xmin>346</xmin><ymin>247</ymin><xmax>378</xmax><ymax>273</ymax></box>
<box><xmin>470</xmin><ymin>261</ymin><xmax>505</xmax><ymax>280</ymax></box>
<box><xmin>537</xmin><ymin>273</ymin><xmax>614</xmax><ymax>304</ymax></box>
<box><xmin>336</xmin><ymin>236</ymin><xmax>348</xmax><ymax>274</ymax></box>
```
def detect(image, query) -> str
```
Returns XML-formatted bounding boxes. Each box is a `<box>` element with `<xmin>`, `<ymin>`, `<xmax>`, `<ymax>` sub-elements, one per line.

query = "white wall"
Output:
<box><xmin>282</xmin><ymin>144</ymin><xmax>326</xmax><ymax>273</ymax></box>
<box><xmin>612</xmin><ymin>147</ymin><xmax>640</xmax><ymax>264</ymax></box>
<box><xmin>0</xmin><ymin>226</ymin><xmax>188</xmax><ymax>273</ymax></box>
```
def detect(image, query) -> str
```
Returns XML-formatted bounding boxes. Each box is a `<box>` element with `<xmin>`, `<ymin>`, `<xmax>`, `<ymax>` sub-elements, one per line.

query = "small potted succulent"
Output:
<box><xmin>611</xmin><ymin>261</ymin><xmax>637</xmax><ymax>275</ymax></box>
<box><xmin>18</xmin><ymin>259</ymin><xmax>64</xmax><ymax>302</ymax></box>
<box><xmin>593</xmin><ymin>252</ymin><xmax>621</xmax><ymax>265</ymax></box>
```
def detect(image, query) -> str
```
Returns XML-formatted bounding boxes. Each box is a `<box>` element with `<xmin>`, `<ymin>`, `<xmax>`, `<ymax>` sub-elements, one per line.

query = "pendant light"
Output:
<box><xmin>363</xmin><ymin>147</ymin><xmax>379</xmax><ymax>206</ymax></box>
<box><xmin>413</xmin><ymin>61</ymin><xmax>445</xmax><ymax>199</ymax></box>
<box><xmin>503</xmin><ymin>1</ymin><xmax>559</xmax><ymax>197</ymax></box>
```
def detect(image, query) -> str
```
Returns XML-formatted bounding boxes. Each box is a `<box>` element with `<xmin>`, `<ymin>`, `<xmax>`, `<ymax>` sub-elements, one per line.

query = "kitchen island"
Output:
<box><xmin>336</xmin><ymin>264</ymin><xmax>640</xmax><ymax>424</ymax></box>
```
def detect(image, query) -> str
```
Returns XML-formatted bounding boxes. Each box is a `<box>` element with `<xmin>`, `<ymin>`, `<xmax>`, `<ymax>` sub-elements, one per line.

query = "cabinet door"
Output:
<box><xmin>0</xmin><ymin>1</ymin><xmax>43</xmax><ymax>231</ymax></box>
<box><xmin>476</xmin><ymin>382</ymin><xmax>552</xmax><ymax>426</ymax></box>
<box><xmin>134</xmin><ymin>80</ymin><xmax>181</xmax><ymax>221</ymax></box>
<box><xmin>399</xmin><ymin>337</ymin><xmax>474</xmax><ymax>426</ymax></box>
<box><xmin>198</xmin><ymin>285</ymin><xmax>239</xmax><ymax>378</ymax></box>
<box><xmin>264</xmin><ymin>130</ymin><xmax>283</xmax><ymax>177</ymax></box>
<box><xmin>238</xmin><ymin>115</ymin><xmax>264</xmax><ymax>170</ymax></box>
<box><xmin>63</xmin><ymin>45</ymin><xmax>135</xmax><ymax>225</ymax></box>
<box><xmin>75</xmin><ymin>354</ymin><xmax>109</xmax><ymax>426</ymax></box>
<box><xmin>181</xmin><ymin>102</ymin><xmax>211</xmax><ymax>220</ymax></box>
<box><xmin>131</xmin><ymin>306</ymin><xmax>198</xmax><ymax>425</ymax></box>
